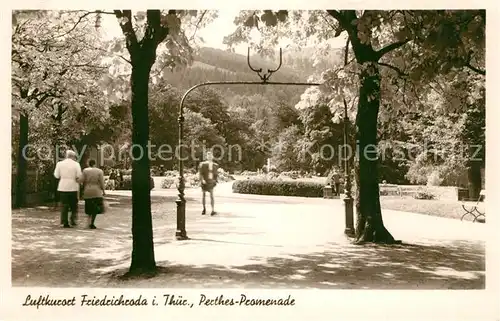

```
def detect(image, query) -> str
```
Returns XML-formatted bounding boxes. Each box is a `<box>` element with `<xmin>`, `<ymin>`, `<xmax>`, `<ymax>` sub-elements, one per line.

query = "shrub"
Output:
<box><xmin>187</xmin><ymin>174</ymin><xmax>201</xmax><ymax>187</ymax></box>
<box><xmin>426</xmin><ymin>170</ymin><xmax>443</xmax><ymax>186</ymax></box>
<box><xmin>104</xmin><ymin>179</ymin><xmax>114</xmax><ymax>190</ymax></box>
<box><xmin>379</xmin><ymin>189</ymin><xmax>390</xmax><ymax>196</ymax></box>
<box><xmin>232</xmin><ymin>179</ymin><xmax>324</xmax><ymax>198</ymax></box>
<box><xmin>115</xmin><ymin>175</ymin><xmax>155</xmax><ymax>190</ymax></box>
<box><xmin>161</xmin><ymin>177</ymin><xmax>175</xmax><ymax>189</ymax></box>
<box><xmin>413</xmin><ymin>191</ymin><xmax>436</xmax><ymax>200</ymax></box>
<box><xmin>280</xmin><ymin>171</ymin><xmax>299</xmax><ymax>179</ymax></box>
<box><xmin>267</xmin><ymin>172</ymin><xmax>280</xmax><ymax>180</ymax></box>
<box><xmin>241</xmin><ymin>170</ymin><xmax>258</xmax><ymax>176</ymax></box>
<box><xmin>164</xmin><ymin>170</ymin><xmax>178</xmax><ymax>177</ymax></box>
<box><xmin>216</xmin><ymin>167</ymin><xmax>235</xmax><ymax>182</ymax></box>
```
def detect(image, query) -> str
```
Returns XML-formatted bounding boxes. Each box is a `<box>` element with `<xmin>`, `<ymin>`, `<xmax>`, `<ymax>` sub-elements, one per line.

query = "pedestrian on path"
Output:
<box><xmin>53</xmin><ymin>150</ymin><xmax>82</xmax><ymax>228</ymax></box>
<box><xmin>80</xmin><ymin>159</ymin><xmax>106</xmax><ymax>229</ymax></box>
<box><xmin>198</xmin><ymin>151</ymin><xmax>218</xmax><ymax>216</ymax></box>
<box><xmin>108</xmin><ymin>169</ymin><xmax>117</xmax><ymax>190</ymax></box>
<box><xmin>330</xmin><ymin>168</ymin><xmax>341</xmax><ymax>196</ymax></box>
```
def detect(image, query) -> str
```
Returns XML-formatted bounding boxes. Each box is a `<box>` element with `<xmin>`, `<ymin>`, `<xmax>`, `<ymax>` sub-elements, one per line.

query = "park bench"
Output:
<box><xmin>461</xmin><ymin>189</ymin><xmax>485</xmax><ymax>223</ymax></box>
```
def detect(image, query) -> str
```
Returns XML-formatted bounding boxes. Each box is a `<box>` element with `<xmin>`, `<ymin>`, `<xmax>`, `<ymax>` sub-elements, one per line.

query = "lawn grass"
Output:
<box><xmin>380</xmin><ymin>196</ymin><xmax>484</xmax><ymax>221</ymax></box>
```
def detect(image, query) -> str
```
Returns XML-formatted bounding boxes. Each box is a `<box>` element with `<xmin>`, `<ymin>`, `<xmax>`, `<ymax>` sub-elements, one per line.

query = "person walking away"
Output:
<box><xmin>80</xmin><ymin>159</ymin><xmax>106</xmax><ymax>229</ymax></box>
<box><xmin>54</xmin><ymin>150</ymin><xmax>82</xmax><ymax>228</ymax></box>
<box><xmin>331</xmin><ymin>169</ymin><xmax>341</xmax><ymax>196</ymax></box>
<box><xmin>108</xmin><ymin>169</ymin><xmax>117</xmax><ymax>190</ymax></box>
<box><xmin>198</xmin><ymin>151</ymin><xmax>218</xmax><ymax>216</ymax></box>
<box><xmin>117</xmin><ymin>169</ymin><xmax>124</xmax><ymax>188</ymax></box>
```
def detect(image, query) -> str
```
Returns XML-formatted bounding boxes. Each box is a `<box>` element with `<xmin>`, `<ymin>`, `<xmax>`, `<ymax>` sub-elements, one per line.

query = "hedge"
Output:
<box><xmin>232</xmin><ymin>179</ymin><xmax>324</xmax><ymax>198</ymax></box>
<box><xmin>115</xmin><ymin>175</ymin><xmax>155</xmax><ymax>190</ymax></box>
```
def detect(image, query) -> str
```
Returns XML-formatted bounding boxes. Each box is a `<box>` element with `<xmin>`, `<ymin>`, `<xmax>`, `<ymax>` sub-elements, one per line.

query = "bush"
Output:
<box><xmin>426</xmin><ymin>170</ymin><xmax>443</xmax><ymax>186</ymax></box>
<box><xmin>280</xmin><ymin>171</ymin><xmax>300</xmax><ymax>179</ymax></box>
<box><xmin>241</xmin><ymin>170</ymin><xmax>258</xmax><ymax>176</ymax></box>
<box><xmin>267</xmin><ymin>172</ymin><xmax>280</xmax><ymax>180</ymax></box>
<box><xmin>413</xmin><ymin>191</ymin><xmax>436</xmax><ymax>200</ymax></box>
<box><xmin>217</xmin><ymin>167</ymin><xmax>235</xmax><ymax>183</ymax></box>
<box><xmin>115</xmin><ymin>175</ymin><xmax>155</xmax><ymax>190</ymax></box>
<box><xmin>104</xmin><ymin>179</ymin><xmax>114</xmax><ymax>190</ymax></box>
<box><xmin>161</xmin><ymin>177</ymin><xmax>175</xmax><ymax>189</ymax></box>
<box><xmin>232</xmin><ymin>179</ymin><xmax>324</xmax><ymax>198</ymax></box>
<box><xmin>116</xmin><ymin>175</ymin><xmax>132</xmax><ymax>190</ymax></box>
<box><xmin>164</xmin><ymin>170</ymin><xmax>178</xmax><ymax>177</ymax></box>
<box><xmin>379</xmin><ymin>189</ymin><xmax>390</xmax><ymax>196</ymax></box>
<box><xmin>187</xmin><ymin>174</ymin><xmax>201</xmax><ymax>187</ymax></box>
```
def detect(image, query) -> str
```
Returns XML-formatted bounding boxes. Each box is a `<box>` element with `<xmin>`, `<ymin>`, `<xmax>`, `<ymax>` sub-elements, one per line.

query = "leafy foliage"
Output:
<box><xmin>12</xmin><ymin>11</ymin><xmax>109</xmax><ymax>117</ymax></box>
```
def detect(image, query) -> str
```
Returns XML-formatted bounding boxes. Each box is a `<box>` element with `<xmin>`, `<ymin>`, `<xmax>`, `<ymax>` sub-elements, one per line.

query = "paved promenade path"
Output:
<box><xmin>11</xmin><ymin>182</ymin><xmax>485</xmax><ymax>289</ymax></box>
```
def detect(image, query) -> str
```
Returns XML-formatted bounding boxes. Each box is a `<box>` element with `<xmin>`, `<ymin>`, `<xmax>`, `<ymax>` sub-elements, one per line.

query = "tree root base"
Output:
<box><xmin>353</xmin><ymin>224</ymin><xmax>402</xmax><ymax>245</ymax></box>
<box><xmin>353</xmin><ymin>239</ymin><xmax>402</xmax><ymax>245</ymax></box>
<box><xmin>120</xmin><ymin>266</ymin><xmax>158</xmax><ymax>280</ymax></box>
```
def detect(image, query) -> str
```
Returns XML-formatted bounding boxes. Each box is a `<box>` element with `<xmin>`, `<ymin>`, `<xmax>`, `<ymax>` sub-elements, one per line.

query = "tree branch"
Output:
<box><xmin>146</xmin><ymin>10</ymin><xmax>170</xmax><ymax>47</ymax></box>
<box><xmin>34</xmin><ymin>92</ymin><xmax>54</xmax><ymax>108</ymax></box>
<box><xmin>50</xmin><ymin>11</ymin><xmax>94</xmax><ymax>39</ymax></box>
<box><xmin>319</xmin><ymin>11</ymin><xmax>341</xmax><ymax>36</ymax></box>
<box><xmin>462</xmin><ymin>51</ymin><xmax>486</xmax><ymax>76</ymax></box>
<box><xmin>465</xmin><ymin>61</ymin><xmax>485</xmax><ymax>75</ymax></box>
<box><xmin>375</xmin><ymin>39</ymin><xmax>410</xmax><ymax>60</ymax></box>
<box><xmin>344</xmin><ymin>37</ymin><xmax>350</xmax><ymax>66</ymax></box>
<box><xmin>378</xmin><ymin>62</ymin><xmax>408</xmax><ymax>78</ymax></box>
<box><xmin>114</xmin><ymin>10</ymin><xmax>139</xmax><ymax>54</ymax></box>
<box><xmin>326</xmin><ymin>10</ymin><xmax>344</xmax><ymax>25</ymax></box>
<box><xmin>190</xmin><ymin>10</ymin><xmax>207</xmax><ymax>41</ymax></box>
<box><xmin>119</xmin><ymin>55</ymin><xmax>132</xmax><ymax>64</ymax></box>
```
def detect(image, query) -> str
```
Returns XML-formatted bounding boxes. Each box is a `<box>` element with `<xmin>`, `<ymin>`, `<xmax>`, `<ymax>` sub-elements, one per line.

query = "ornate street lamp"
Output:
<box><xmin>343</xmin><ymin>99</ymin><xmax>355</xmax><ymax>237</ymax></box>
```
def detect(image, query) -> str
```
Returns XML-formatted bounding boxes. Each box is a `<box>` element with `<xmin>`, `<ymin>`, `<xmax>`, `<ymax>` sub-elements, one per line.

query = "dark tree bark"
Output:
<box><xmin>14</xmin><ymin>113</ymin><xmax>29</xmax><ymax>208</ymax></box>
<box><xmin>51</xmin><ymin>104</ymin><xmax>65</xmax><ymax>204</ymax></box>
<box><xmin>14</xmin><ymin>88</ymin><xmax>52</xmax><ymax>208</ymax></box>
<box><xmin>78</xmin><ymin>146</ymin><xmax>90</xmax><ymax>168</ymax></box>
<box><xmin>114</xmin><ymin>9</ymin><xmax>170</xmax><ymax>276</ymax></box>
<box><xmin>128</xmin><ymin>57</ymin><xmax>156</xmax><ymax>274</ymax></box>
<box><xmin>353</xmin><ymin>62</ymin><xmax>398</xmax><ymax>244</ymax></box>
<box><xmin>463</xmin><ymin>103</ymin><xmax>485</xmax><ymax>200</ymax></box>
<box><xmin>467</xmin><ymin>158</ymin><xmax>482</xmax><ymax>200</ymax></box>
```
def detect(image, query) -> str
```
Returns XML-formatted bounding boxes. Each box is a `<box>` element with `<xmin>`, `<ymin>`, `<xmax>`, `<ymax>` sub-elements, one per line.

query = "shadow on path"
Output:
<box><xmin>106</xmin><ymin>239</ymin><xmax>484</xmax><ymax>289</ymax></box>
<box><xmin>11</xmin><ymin>194</ymin><xmax>485</xmax><ymax>289</ymax></box>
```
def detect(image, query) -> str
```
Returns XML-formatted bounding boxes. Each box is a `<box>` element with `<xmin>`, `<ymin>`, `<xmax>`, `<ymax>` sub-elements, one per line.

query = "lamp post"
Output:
<box><xmin>343</xmin><ymin>99</ymin><xmax>355</xmax><ymax>237</ymax></box>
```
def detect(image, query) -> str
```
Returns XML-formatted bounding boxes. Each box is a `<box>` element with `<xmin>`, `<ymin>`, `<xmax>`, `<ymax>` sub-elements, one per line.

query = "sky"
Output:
<box><xmin>100</xmin><ymin>10</ymin><xmax>249</xmax><ymax>54</ymax></box>
<box><xmin>100</xmin><ymin>10</ymin><xmax>346</xmax><ymax>55</ymax></box>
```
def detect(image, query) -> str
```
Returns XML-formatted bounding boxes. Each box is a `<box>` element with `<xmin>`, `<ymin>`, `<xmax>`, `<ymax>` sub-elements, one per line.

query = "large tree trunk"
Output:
<box><xmin>467</xmin><ymin>159</ymin><xmax>482</xmax><ymax>200</ymax></box>
<box><xmin>354</xmin><ymin>61</ymin><xmax>399</xmax><ymax>244</ymax></box>
<box><xmin>128</xmin><ymin>59</ymin><xmax>156</xmax><ymax>275</ymax></box>
<box><xmin>14</xmin><ymin>113</ymin><xmax>29</xmax><ymax>208</ymax></box>
<box><xmin>464</xmin><ymin>105</ymin><xmax>485</xmax><ymax>200</ymax></box>
<box><xmin>51</xmin><ymin>106</ymin><xmax>65</xmax><ymax>205</ymax></box>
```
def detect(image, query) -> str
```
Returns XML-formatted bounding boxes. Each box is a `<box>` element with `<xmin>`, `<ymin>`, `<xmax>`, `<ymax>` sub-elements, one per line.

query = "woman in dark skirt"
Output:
<box><xmin>80</xmin><ymin>159</ymin><xmax>106</xmax><ymax>229</ymax></box>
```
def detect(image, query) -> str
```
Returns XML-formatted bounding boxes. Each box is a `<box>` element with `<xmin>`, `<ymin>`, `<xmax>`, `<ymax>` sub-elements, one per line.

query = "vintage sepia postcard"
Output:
<box><xmin>2</xmin><ymin>1</ymin><xmax>499</xmax><ymax>320</ymax></box>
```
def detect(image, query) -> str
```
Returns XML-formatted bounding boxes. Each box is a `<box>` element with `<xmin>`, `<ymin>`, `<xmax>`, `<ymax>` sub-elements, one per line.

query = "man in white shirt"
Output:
<box><xmin>198</xmin><ymin>151</ymin><xmax>218</xmax><ymax>216</ymax></box>
<box><xmin>54</xmin><ymin>150</ymin><xmax>82</xmax><ymax>228</ymax></box>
